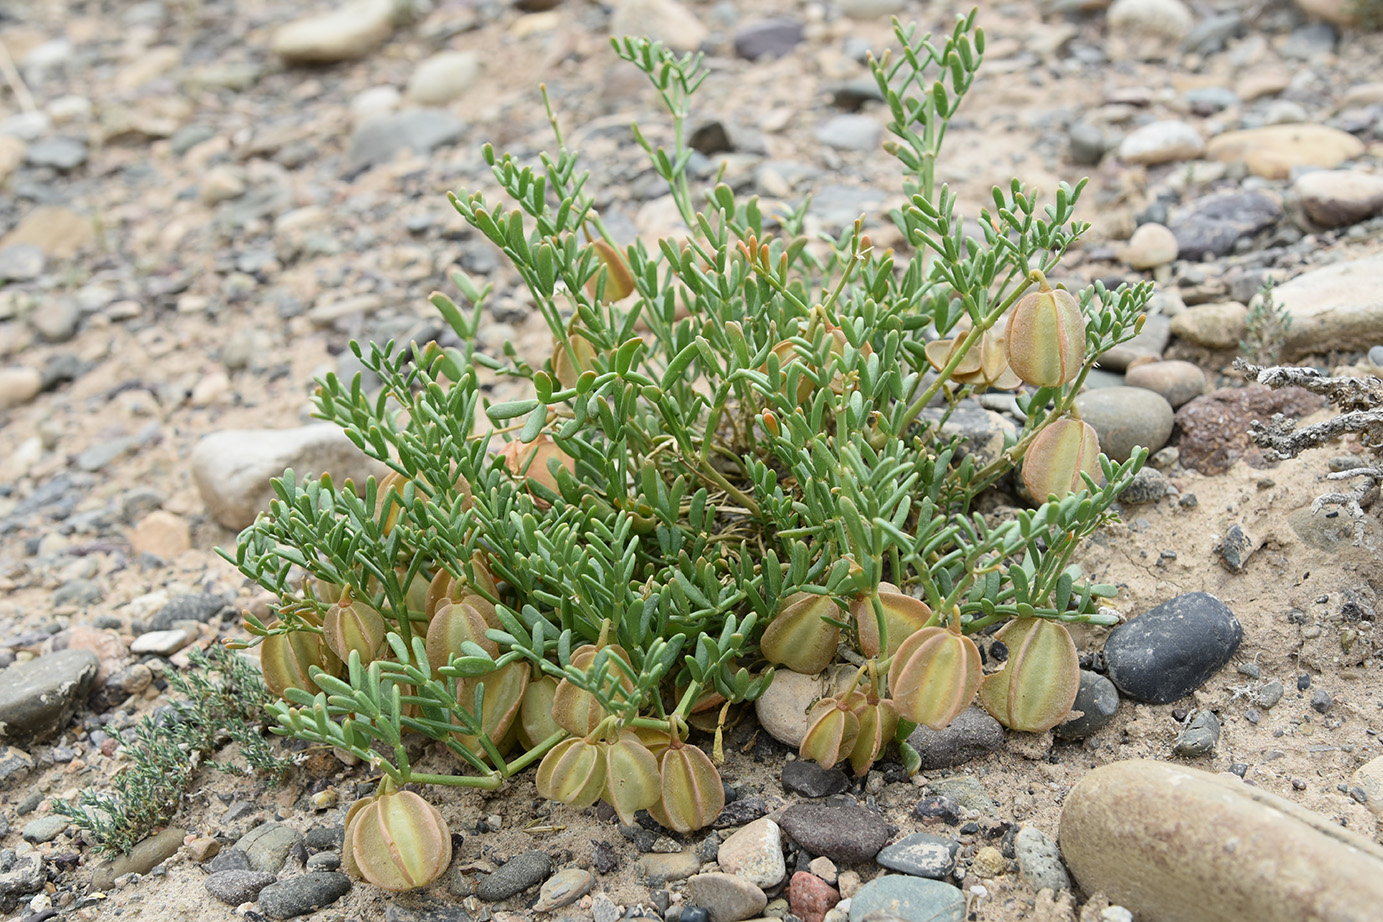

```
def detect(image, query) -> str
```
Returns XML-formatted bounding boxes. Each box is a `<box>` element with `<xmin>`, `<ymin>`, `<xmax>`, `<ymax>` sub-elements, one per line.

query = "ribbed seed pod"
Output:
<box><xmin>453</xmin><ymin>659</ymin><xmax>530</xmax><ymax>757</ymax></box>
<box><xmin>322</xmin><ymin>597</ymin><xmax>387</xmax><ymax>665</ymax></box>
<box><xmin>887</xmin><ymin>626</ymin><xmax>983</xmax><ymax>730</ymax></box>
<box><xmin>551</xmin><ymin>644</ymin><xmax>636</xmax><ymax>736</ymax></box>
<box><xmin>553</xmin><ymin>330</ymin><xmax>599</xmax><ymax>389</ymax></box>
<box><xmin>500</xmin><ymin>435</ymin><xmax>574</xmax><ymax>507</ymax></box>
<box><xmin>852</xmin><ymin>586</ymin><xmax>934</xmax><ymax>659</ymax></box>
<box><xmin>344</xmin><ymin>790</ymin><xmax>452</xmax><ymax>892</ymax></box>
<box><xmin>601</xmin><ymin>733</ymin><xmax>661</xmax><ymax>824</ymax></box>
<box><xmin>587</xmin><ymin>240</ymin><xmax>635</xmax><ymax>304</ymax></box>
<box><xmin>260</xmin><ymin>627</ymin><xmax>342</xmax><ymax>700</ymax></box>
<box><xmin>535</xmin><ymin>737</ymin><xmax>607</xmax><ymax>808</ymax></box>
<box><xmin>799</xmin><ymin>693</ymin><xmax>864</xmax><ymax>770</ymax></box>
<box><xmin>425</xmin><ymin>598</ymin><xmax>500</xmax><ymax>672</ymax></box>
<box><xmin>649</xmin><ymin>741</ymin><xmax>725</xmax><ymax>834</ymax></box>
<box><xmin>1006</xmin><ymin>283</ymin><xmax>1087</xmax><ymax>387</ymax></box>
<box><xmin>517</xmin><ymin>674</ymin><xmax>561</xmax><ymax>749</ymax></box>
<box><xmin>760</xmin><ymin>592</ymin><xmax>841</xmax><ymax>676</ymax></box>
<box><xmin>977</xmin><ymin>618</ymin><xmax>1080</xmax><ymax>732</ymax></box>
<box><xmin>1022</xmin><ymin>416</ymin><xmax>1101</xmax><ymax>500</ymax></box>
<box><xmin>847</xmin><ymin>695</ymin><xmax>900</xmax><ymax>778</ymax></box>
<box><xmin>425</xmin><ymin>555</ymin><xmax>499</xmax><ymax>624</ymax></box>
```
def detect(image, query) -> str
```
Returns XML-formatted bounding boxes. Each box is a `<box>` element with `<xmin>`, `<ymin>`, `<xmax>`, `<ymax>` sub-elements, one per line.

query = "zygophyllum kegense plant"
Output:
<box><xmin>225</xmin><ymin>11</ymin><xmax>1149</xmax><ymax>891</ymax></box>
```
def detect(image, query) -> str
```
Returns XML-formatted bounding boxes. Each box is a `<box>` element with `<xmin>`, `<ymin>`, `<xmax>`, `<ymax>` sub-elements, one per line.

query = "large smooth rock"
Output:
<box><xmin>1273</xmin><ymin>255</ymin><xmax>1383</xmax><ymax>360</ymax></box>
<box><xmin>718</xmin><ymin>818</ymin><xmax>785</xmax><ymax>888</ymax></box>
<box><xmin>1117</xmin><ymin>120</ymin><xmax>1203</xmax><ymax>165</ymax></box>
<box><xmin>1294</xmin><ymin>170</ymin><xmax>1383</xmax><ymax>227</ymax></box>
<box><xmin>272</xmin><ymin>0</ymin><xmax>395</xmax><ymax>64</ymax></box>
<box><xmin>1206</xmin><ymin>124</ymin><xmax>1365</xmax><ymax>180</ymax></box>
<box><xmin>0</xmin><ymin>649</ymin><xmax>99</xmax><ymax>745</ymax></box>
<box><xmin>778</xmin><ymin>803</ymin><xmax>893</xmax><ymax>864</ymax></box>
<box><xmin>191</xmin><ymin>424</ymin><xmax>388</xmax><ymax>530</ymax></box>
<box><xmin>904</xmin><ymin>706</ymin><xmax>1005</xmax><ymax>769</ymax></box>
<box><xmin>1103</xmin><ymin>592</ymin><xmax>1241</xmax><ymax>704</ymax></box>
<box><xmin>1060</xmin><ymin>760</ymin><xmax>1383</xmax><ymax>922</ymax></box>
<box><xmin>683</xmin><ymin>872</ymin><xmax>768</xmax><ymax>922</ymax></box>
<box><xmin>1169</xmin><ymin>190</ymin><xmax>1282</xmax><ymax>261</ymax></box>
<box><xmin>1073</xmin><ymin>386</ymin><xmax>1174</xmax><ymax>463</ymax></box>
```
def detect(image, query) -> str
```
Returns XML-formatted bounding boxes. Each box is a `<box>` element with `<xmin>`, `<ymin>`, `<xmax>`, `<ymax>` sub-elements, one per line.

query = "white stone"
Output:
<box><xmin>1294</xmin><ymin>170</ymin><xmax>1383</xmax><ymax>227</ymax></box>
<box><xmin>1108</xmin><ymin>0</ymin><xmax>1195</xmax><ymax>43</ymax></box>
<box><xmin>272</xmin><ymin>0</ymin><xmax>396</xmax><ymax>64</ymax></box>
<box><xmin>406</xmin><ymin>51</ymin><xmax>480</xmax><ymax>105</ymax></box>
<box><xmin>191</xmin><ymin>424</ymin><xmax>389</xmax><ymax>530</ymax></box>
<box><xmin>1118</xmin><ymin>121</ymin><xmax>1204</xmax><ymax>165</ymax></box>
<box><xmin>1124</xmin><ymin>223</ymin><xmax>1179</xmax><ymax>269</ymax></box>
<box><xmin>0</xmin><ymin>366</ymin><xmax>41</xmax><ymax>409</ymax></box>
<box><xmin>718</xmin><ymin>818</ymin><xmax>786</xmax><ymax>888</ymax></box>
<box><xmin>130</xmin><ymin>629</ymin><xmax>195</xmax><ymax>657</ymax></box>
<box><xmin>610</xmin><ymin>0</ymin><xmax>708</xmax><ymax>54</ymax></box>
<box><xmin>350</xmin><ymin>86</ymin><xmax>402</xmax><ymax>124</ymax></box>
<box><xmin>1274</xmin><ymin>254</ymin><xmax>1383</xmax><ymax>360</ymax></box>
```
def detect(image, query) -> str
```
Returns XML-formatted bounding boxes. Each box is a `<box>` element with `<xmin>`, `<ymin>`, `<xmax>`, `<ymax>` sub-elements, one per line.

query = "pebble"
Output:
<box><xmin>754</xmin><ymin>668</ymin><xmax>853</xmax><ymax>748</ymax></box>
<box><xmin>1294</xmin><ymin>170</ymin><xmax>1383</xmax><ymax>227</ymax></box>
<box><xmin>348</xmin><ymin>108</ymin><xmax>466</xmax><ymax>172</ymax></box>
<box><xmin>1014</xmin><ymin>826</ymin><xmax>1069</xmax><ymax>892</ymax></box>
<box><xmin>1</xmin><ymin>205</ymin><xmax>95</xmax><ymax>259</ymax></box>
<box><xmin>151</xmin><ymin>593</ymin><xmax>227</xmax><ymax>630</ymax></box>
<box><xmin>477</xmin><ymin>850</ymin><xmax>552</xmax><ymax>900</ymax></box>
<box><xmin>205</xmin><ymin>869</ymin><xmax>278</xmax><ymax>906</ymax></box>
<box><xmin>609</xmin><ymin>0</ymin><xmax>708</xmax><ymax>53</ymax></box>
<box><xmin>24</xmin><ymin>137</ymin><xmax>87</xmax><ymax>171</ymax></box>
<box><xmin>93</xmin><ymin>827</ymin><xmax>187</xmax><ymax>889</ymax></box>
<box><xmin>1215</xmin><ymin>524</ymin><xmax>1254</xmax><ymax>573</ymax></box>
<box><xmin>0</xmin><ymin>366</ymin><xmax>43</xmax><ymax>409</ymax></box>
<box><xmin>782</xmin><ymin>760</ymin><xmax>850</xmax><ymax>797</ymax></box>
<box><xmin>1054</xmin><ymin>671</ymin><xmax>1120</xmax><ymax>740</ymax></box>
<box><xmin>905</xmin><ymin>707</ymin><xmax>1004</xmax><ymax>770</ymax></box>
<box><xmin>1272</xmin><ymin>254</ymin><xmax>1383</xmax><ymax>360</ymax></box>
<box><xmin>714</xmin><ymin>796</ymin><xmax>768</xmax><ymax>829</ymax></box>
<box><xmin>875</xmin><ymin>833</ymin><xmax>959</xmax><ymax>879</ymax></box>
<box><xmin>30</xmin><ymin>298</ymin><xmax>81</xmax><ymax>343</ymax></box>
<box><xmin>777</xmin><ymin>803</ymin><xmax>893</xmax><ymax>864</ymax></box>
<box><xmin>237</xmin><ymin>822</ymin><xmax>304</xmax><ymax>874</ymax></box>
<box><xmin>190</xmin><ymin>424</ymin><xmax>387</xmax><ymax>530</ymax></box>
<box><xmin>1117</xmin><ymin>121</ymin><xmax>1204</xmax><ymax>165</ymax></box>
<box><xmin>199</xmin><ymin>166</ymin><xmax>245</xmax><ymax>204</ymax></box>
<box><xmin>1073</xmin><ymin>387</ymin><xmax>1175</xmax><ymax>463</ymax></box>
<box><xmin>1107</xmin><ymin>0</ymin><xmax>1194</xmax><ymax>43</ymax></box>
<box><xmin>683</xmin><ymin>872</ymin><xmax>768</xmax><ymax>922</ymax></box>
<box><xmin>847</xmin><ymin>875</ymin><xmax>965</xmax><ymax>922</ymax></box>
<box><xmin>787</xmin><ymin>871</ymin><xmax>841</xmax><ymax>922</ymax></box>
<box><xmin>1172</xmin><ymin>710</ymin><xmax>1221</xmax><ymax>756</ymax></box>
<box><xmin>129</xmin><ymin>510</ymin><xmax>192</xmax><ymax>559</ymax></box>
<box><xmin>814</xmin><ymin>115</ymin><xmax>882</xmax><ymax>152</ymax></box>
<box><xmin>1103</xmin><ymin>592</ymin><xmax>1243</xmax><ymax>704</ymax></box>
<box><xmin>1060</xmin><ymin>760</ymin><xmax>1383</xmax><ymax>922</ymax></box>
<box><xmin>272</xmin><ymin>0</ymin><xmax>395</xmax><ymax>63</ymax></box>
<box><xmin>1175</xmin><ymin>385</ymin><xmax>1322</xmax><ymax>475</ymax></box>
<box><xmin>733</xmin><ymin>19</ymin><xmax>803</xmax><ymax>61</ymax></box>
<box><xmin>0</xmin><ymin>244</ymin><xmax>46</xmax><ymax>282</ymax></box>
<box><xmin>407</xmin><ymin>51</ymin><xmax>481</xmax><ymax>105</ymax></box>
<box><xmin>718</xmin><ymin>817</ymin><xmax>785</xmax><ymax>888</ymax></box>
<box><xmin>838</xmin><ymin>0</ymin><xmax>907</xmax><ymax>18</ymax></box>
<box><xmin>1310</xmin><ymin>689</ymin><xmax>1333</xmax><ymax>714</ymax></box>
<box><xmin>0</xmin><ymin>853</ymin><xmax>44</xmax><ymax>899</ymax></box>
<box><xmin>1206</xmin><ymin>124</ymin><xmax>1366</xmax><ymax>180</ymax></box>
<box><xmin>1098</xmin><ymin>314</ymin><xmax>1170</xmax><ymax>371</ymax></box>
<box><xmin>1124</xmin><ymin>222</ymin><xmax>1178</xmax><ymax>269</ymax></box>
<box><xmin>257</xmin><ymin>872</ymin><xmax>352</xmax><ymax>919</ymax></box>
<box><xmin>970</xmin><ymin>846</ymin><xmax>1007</xmax><ymax>878</ymax></box>
<box><xmin>1169</xmin><ymin>190</ymin><xmax>1283</xmax><ymax>261</ymax></box>
<box><xmin>129</xmin><ymin>627</ymin><xmax>195</xmax><ymax>656</ymax></box>
<box><xmin>1116</xmin><ymin>467</ymin><xmax>1167</xmax><ymax>505</ymax></box>
<box><xmin>1067</xmin><ymin>122</ymin><xmax>1108</xmax><ymax>166</ymax></box>
<box><xmin>925</xmin><ymin>776</ymin><xmax>997</xmax><ymax>814</ymax></box>
<box><xmin>0</xmin><ymin>649</ymin><xmax>99</xmax><ymax>745</ymax></box>
<box><xmin>21</xmin><ymin>815</ymin><xmax>68</xmax><ymax>844</ymax></box>
<box><xmin>636</xmin><ymin>851</ymin><xmax>701</xmax><ymax>887</ymax></box>
<box><xmin>1350</xmin><ymin>755</ymin><xmax>1383</xmax><ymax>818</ymax></box>
<box><xmin>1124</xmin><ymin>360</ymin><xmax>1206</xmax><ymax>409</ymax></box>
<box><xmin>533</xmin><ymin>867</ymin><xmax>594</xmax><ymax>911</ymax></box>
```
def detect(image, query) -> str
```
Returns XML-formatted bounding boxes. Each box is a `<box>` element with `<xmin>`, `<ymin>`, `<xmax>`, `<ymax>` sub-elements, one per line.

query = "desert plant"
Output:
<box><xmin>1239</xmin><ymin>276</ymin><xmax>1291</xmax><ymax>366</ymax></box>
<box><xmin>224</xmin><ymin>10</ymin><xmax>1149</xmax><ymax>886</ymax></box>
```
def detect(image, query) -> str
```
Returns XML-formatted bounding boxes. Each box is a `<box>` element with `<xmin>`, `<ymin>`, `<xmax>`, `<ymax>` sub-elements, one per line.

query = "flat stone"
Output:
<box><xmin>130</xmin><ymin>628</ymin><xmax>195</xmax><ymax>656</ymax></box>
<box><xmin>205</xmin><ymin>869</ymin><xmax>279</xmax><ymax>906</ymax></box>
<box><xmin>782</xmin><ymin>760</ymin><xmax>850</xmax><ymax>797</ymax></box>
<box><xmin>0</xmin><ymin>205</ymin><xmax>95</xmax><ymax>259</ymax></box>
<box><xmin>1014</xmin><ymin>826</ymin><xmax>1069</xmax><ymax>892</ymax></box>
<box><xmin>904</xmin><ymin>706</ymin><xmax>1004</xmax><ymax>770</ymax></box>
<box><xmin>814</xmin><ymin>115</ymin><xmax>882</xmax><ymax>152</ymax></box>
<box><xmin>1060</xmin><ymin>760</ymin><xmax>1383</xmax><ymax>922</ymax></box>
<box><xmin>1169</xmin><ymin>300</ymin><xmax>1247</xmax><ymax>349</ymax></box>
<box><xmin>733</xmin><ymin>19</ymin><xmax>804</xmax><ymax>61</ymax></box>
<box><xmin>257</xmin><ymin>872</ymin><xmax>352</xmax><ymax>919</ymax></box>
<box><xmin>1273</xmin><ymin>255</ymin><xmax>1383</xmax><ymax>360</ymax></box>
<box><xmin>719</xmin><ymin>817</ymin><xmax>785</xmax><ymax>888</ymax></box>
<box><xmin>237</xmin><ymin>822</ymin><xmax>304</xmax><ymax>874</ymax></box>
<box><xmin>1206</xmin><ymin>124</ymin><xmax>1365</xmax><ymax>180</ymax></box>
<box><xmin>1104</xmin><ymin>592</ymin><xmax>1242</xmax><ymax>704</ymax></box>
<box><xmin>848</xmin><ymin>874</ymin><xmax>965</xmax><ymax>922</ymax></box>
<box><xmin>93</xmin><ymin>827</ymin><xmax>187</xmax><ymax>889</ymax></box>
<box><xmin>272</xmin><ymin>0</ymin><xmax>395</xmax><ymax>64</ymax></box>
<box><xmin>477</xmin><ymin>849</ymin><xmax>552</xmax><ymax>900</ymax></box>
<box><xmin>875</xmin><ymin>832</ymin><xmax>959</xmax><ymax>879</ymax></box>
<box><xmin>0</xmin><ymin>853</ymin><xmax>44</xmax><ymax>898</ymax></box>
<box><xmin>24</xmin><ymin>136</ymin><xmax>87</xmax><ymax>171</ymax></box>
<box><xmin>777</xmin><ymin>803</ymin><xmax>893</xmax><ymax>864</ymax></box>
<box><xmin>1124</xmin><ymin>360</ymin><xmax>1206</xmax><ymax>409</ymax></box>
<box><xmin>1073</xmin><ymin>386</ymin><xmax>1175</xmax><ymax>463</ymax></box>
<box><xmin>1117</xmin><ymin>121</ymin><xmax>1203</xmax><ymax>165</ymax></box>
<box><xmin>1054</xmin><ymin>671</ymin><xmax>1120</xmax><ymax>739</ymax></box>
<box><xmin>925</xmin><ymin>776</ymin><xmax>997</xmax><ymax>814</ymax></box>
<box><xmin>191</xmin><ymin>425</ymin><xmax>388</xmax><ymax>530</ymax></box>
<box><xmin>22</xmin><ymin>814</ymin><xmax>69</xmax><ymax>843</ymax></box>
<box><xmin>150</xmin><ymin>593</ymin><xmax>227</xmax><ymax>630</ymax></box>
<box><xmin>349</xmin><ymin>108</ymin><xmax>466</xmax><ymax>171</ymax></box>
<box><xmin>636</xmin><ymin>850</ymin><xmax>701</xmax><ymax>886</ymax></box>
<box><xmin>683</xmin><ymin>871</ymin><xmax>768</xmax><ymax>922</ymax></box>
<box><xmin>1295</xmin><ymin>170</ymin><xmax>1383</xmax><ymax>227</ymax></box>
<box><xmin>0</xmin><ymin>649</ymin><xmax>100</xmax><ymax>745</ymax></box>
<box><xmin>1169</xmin><ymin>191</ymin><xmax>1282</xmax><ymax>261</ymax></box>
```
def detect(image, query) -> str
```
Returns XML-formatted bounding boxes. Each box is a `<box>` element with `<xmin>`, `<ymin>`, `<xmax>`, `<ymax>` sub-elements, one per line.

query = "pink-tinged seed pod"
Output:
<box><xmin>500</xmin><ymin>435</ymin><xmax>574</xmax><ymax>507</ymax></box>
<box><xmin>535</xmin><ymin>737</ymin><xmax>608</xmax><ymax>808</ymax></box>
<box><xmin>601</xmin><ymin>733</ymin><xmax>661</xmax><ymax>824</ymax></box>
<box><xmin>551</xmin><ymin>644</ymin><xmax>636</xmax><ymax>737</ymax></box>
<box><xmin>425</xmin><ymin>598</ymin><xmax>500</xmax><ymax>672</ymax></box>
<box><xmin>1006</xmin><ymin>283</ymin><xmax>1086</xmax><ymax>387</ymax></box>
<box><xmin>259</xmin><ymin>627</ymin><xmax>342</xmax><ymax>700</ymax></box>
<box><xmin>587</xmin><ymin>240</ymin><xmax>635</xmax><ymax>304</ymax></box>
<box><xmin>517</xmin><ymin>674</ymin><xmax>561</xmax><ymax>749</ymax></box>
<box><xmin>799</xmin><ymin>693</ymin><xmax>865</xmax><ymax>771</ymax></box>
<box><xmin>344</xmin><ymin>790</ymin><xmax>453</xmax><ymax>892</ymax></box>
<box><xmin>1022</xmin><ymin>417</ymin><xmax>1101</xmax><ymax>501</ymax></box>
<box><xmin>453</xmin><ymin>659</ymin><xmax>530</xmax><ymax>758</ymax></box>
<box><xmin>847</xmin><ymin>695</ymin><xmax>900</xmax><ymax>778</ymax></box>
<box><xmin>977</xmin><ymin>618</ymin><xmax>1080</xmax><ymax>732</ymax></box>
<box><xmin>760</xmin><ymin>592</ymin><xmax>842</xmax><ymax>676</ymax></box>
<box><xmin>322</xmin><ymin>597</ymin><xmax>387</xmax><ymax>665</ymax></box>
<box><xmin>852</xmin><ymin>588</ymin><xmax>934</xmax><ymax>659</ymax></box>
<box><xmin>887</xmin><ymin>626</ymin><xmax>983</xmax><ymax>730</ymax></box>
<box><xmin>649</xmin><ymin>740</ymin><xmax>725</xmax><ymax>834</ymax></box>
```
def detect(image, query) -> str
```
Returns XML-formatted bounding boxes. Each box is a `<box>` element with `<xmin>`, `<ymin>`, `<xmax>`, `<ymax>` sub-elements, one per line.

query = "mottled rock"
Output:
<box><xmin>1015</xmin><ymin>826</ymin><xmax>1069</xmax><ymax>892</ymax></box>
<box><xmin>237</xmin><ymin>822</ymin><xmax>304</xmax><ymax>874</ymax></box>
<box><xmin>875</xmin><ymin>832</ymin><xmax>959</xmax><ymax>879</ymax></box>
<box><xmin>151</xmin><ymin>592</ymin><xmax>227</xmax><ymax>630</ymax></box>
<box><xmin>0</xmin><ymin>649</ymin><xmax>99</xmax><ymax>745</ymax></box>
<box><xmin>477</xmin><ymin>850</ymin><xmax>552</xmax><ymax>900</ymax></box>
<box><xmin>718</xmin><ymin>817</ymin><xmax>785</xmax><ymax>888</ymax></box>
<box><xmin>848</xmin><ymin>874</ymin><xmax>965</xmax><ymax>922</ymax></box>
<box><xmin>1175</xmin><ymin>385</ymin><xmax>1323</xmax><ymax>475</ymax></box>
<box><xmin>778</xmin><ymin>803</ymin><xmax>893</xmax><ymax>864</ymax></box>
<box><xmin>1104</xmin><ymin>592</ymin><xmax>1242</xmax><ymax>704</ymax></box>
<box><xmin>206</xmin><ymin>870</ymin><xmax>279</xmax><ymax>906</ymax></box>
<box><xmin>788</xmin><ymin>871</ymin><xmax>840</xmax><ymax>922</ymax></box>
<box><xmin>1169</xmin><ymin>191</ymin><xmax>1282</xmax><ymax>261</ymax></box>
<box><xmin>1061</xmin><ymin>760</ymin><xmax>1383</xmax><ymax>922</ymax></box>
<box><xmin>533</xmin><ymin>867</ymin><xmax>594</xmax><ymax>911</ymax></box>
<box><xmin>1206</xmin><ymin>124</ymin><xmax>1365</xmax><ymax>180</ymax></box>
<box><xmin>904</xmin><ymin>707</ymin><xmax>1004</xmax><ymax>770</ymax></box>
<box><xmin>1172</xmin><ymin>709</ymin><xmax>1221</xmax><ymax>756</ymax></box>
<box><xmin>782</xmin><ymin>760</ymin><xmax>850</xmax><ymax>797</ymax></box>
<box><xmin>1073</xmin><ymin>386</ymin><xmax>1175</xmax><ymax>463</ymax></box>
<box><xmin>636</xmin><ymin>851</ymin><xmax>701</xmax><ymax>886</ymax></box>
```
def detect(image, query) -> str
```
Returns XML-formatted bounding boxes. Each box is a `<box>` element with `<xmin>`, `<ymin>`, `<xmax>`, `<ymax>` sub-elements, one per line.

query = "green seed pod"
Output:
<box><xmin>760</xmin><ymin>592</ymin><xmax>841</xmax><ymax>676</ymax></box>
<box><xmin>852</xmin><ymin>586</ymin><xmax>934</xmax><ymax>658</ymax></box>
<box><xmin>977</xmin><ymin>618</ymin><xmax>1080</xmax><ymax>732</ymax></box>
<box><xmin>259</xmin><ymin>627</ymin><xmax>342</xmax><ymax>700</ymax></box>
<box><xmin>847</xmin><ymin>695</ymin><xmax>900</xmax><ymax>778</ymax></box>
<box><xmin>1006</xmin><ymin>283</ymin><xmax>1086</xmax><ymax>387</ymax></box>
<box><xmin>425</xmin><ymin>598</ymin><xmax>500</xmax><ymax>672</ymax></box>
<box><xmin>601</xmin><ymin>733</ymin><xmax>661</xmax><ymax>824</ymax></box>
<box><xmin>587</xmin><ymin>239</ymin><xmax>635</xmax><ymax>304</ymax></box>
<box><xmin>536</xmin><ymin>737</ymin><xmax>607</xmax><ymax>808</ymax></box>
<box><xmin>551</xmin><ymin>644</ymin><xmax>636</xmax><ymax>736</ymax></box>
<box><xmin>649</xmin><ymin>741</ymin><xmax>725</xmax><ymax>833</ymax></box>
<box><xmin>322</xmin><ymin>597</ymin><xmax>387</xmax><ymax>665</ymax></box>
<box><xmin>1022</xmin><ymin>416</ymin><xmax>1101</xmax><ymax>500</ymax></box>
<box><xmin>799</xmin><ymin>693</ymin><xmax>863</xmax><ymax>770</ymax></box>
<box><xmin>345</xmin><ymin>790</ymin><xmax>453</xmax><ymax>892</ymax></box>
<box><xmin>453</xmin><ymin>659</ymin><xmax>530</xmax><ymax>757</ymax></box>
<box><xmin>517</xmin><ymin>673</ymin><xmax>561</xmax><ymax>749</ymax></box>
<box><xmin>887</xmin><ymin>626</ymin><xmax>983</xmax><ymax>731</ymax></box>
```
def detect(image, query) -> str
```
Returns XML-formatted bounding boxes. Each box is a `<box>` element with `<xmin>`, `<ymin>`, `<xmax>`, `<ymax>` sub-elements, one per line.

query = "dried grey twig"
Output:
<box><xmin>1236</xmin><ymin>359</ymin><xmax>1383</xmax><ymax>543</ymax></box>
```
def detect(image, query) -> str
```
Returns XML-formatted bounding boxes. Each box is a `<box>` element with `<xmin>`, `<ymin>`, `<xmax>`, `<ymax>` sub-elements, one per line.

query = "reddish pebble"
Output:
<box><xmin>100</xmin><ymin>738</ymin><xmax>119</xmax><ymax>757</ymax></box>
<box><xmin>788</xmin><ymin>871</ymin><xmax>840</xmax><ymax>922</ymax></box>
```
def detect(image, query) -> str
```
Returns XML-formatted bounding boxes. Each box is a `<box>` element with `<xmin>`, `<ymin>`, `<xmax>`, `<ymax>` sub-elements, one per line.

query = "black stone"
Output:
<box><xmin>208</xmin><ymin>849</ymin><xmax>252</xmax><ymax>873</ymax></box>
<box><xmin>904</xmin><ymin>706</ymin><xmax>1005</xmax><ymax>769</ymax></box>
<box><xmin>713</xmin><ymin>796</ymin><xmax>767</xmax><ymax>830</ymax></box>
<box><xmin>1215</xmin><ymin>525</ymin><xmax>1253</xmax><ymax>573</ymax></box>
<box><xmin>1172</xmin><ymin>710</ymin><xmax>1220</xmax><ymax>756</ymax></box>
<box><xmin>1311</xmin><ymin>689</ymin><xmax>1333</xmax><ymax>714</ymax></box>
<box><xmin>205</xmin><ymin>870</ymin><xmax>278</xmax><ymax>906</ymax></box>
<box><xmin>914</xmin><ymin>796</ymin><xmax>961</xmax><ymax>826</ymax></box>
<box><xmin>1054</xmin><ymin>671</ymin><xmax>1120</xmax><ymax>740</ymax></box>
<box><xmin>476</xmin><ymin>850</ymin><xmax>552</xmax><ymax>901</ymax></box>
<box><xmin>256</xmin><ymin>872</ymin><xmax>351</xmax><ymax>919</ymax></box>
<box><xmin>732</xmin><ymin>19</ymin><xmax>803</xmax><ymax>61</ymax></box>
<box><xmin>777</xmin><ymin>803</ymin><xmax>894</xmax><ymax>864</ymax></box>
<box><xmin>385</xmin><ymin>898</ymin><xmax>474</xmax><ymax>922</ymax></box>
<box><xmin>875</xmin><ymin>832</ymin><xmax>960</xmax><ymax>879</ymax></box>
<box><xmin>1103</xmin><ymin>592</ymin><xmax>1242</xmax><ymax>704</ymax></box>
<box><xmin>781</xmin><ymin>760</ymin><xmax>850</xmax><ymax>798</ymax></box>
<box><xmin>1298</xmin><ymin>673</ymin><xmax>1312</xmax><ymax>691</ymax></box>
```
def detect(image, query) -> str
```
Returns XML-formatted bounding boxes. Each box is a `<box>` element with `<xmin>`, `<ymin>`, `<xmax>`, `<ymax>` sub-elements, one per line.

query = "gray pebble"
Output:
<box><xmin>25</xmin><ymin>137</ymin><xmax>87</xmax><ymax>171</ymax></box>
<box><xmin>21</xmin><ymin>815</ymin><xmax>68</xmax><ymax>844</ymax></box>
<box><xmin>1251</xmin><ymin>680</ymin><xmax>1284</xmax><ymax>710</ymax></box>
<box><xmin>150</xmin><ymin>592</ymin><xmax>227</xmax><ymax>630</ymax></box>
<box><xmin>904</xmin><ymin>707</ymin><xmax>1005</xmax><ymax>770</ymax></box>
<box><xmin>1311</xmin><ymin>689</ymin><xmax>1333</xmax><ymax>714</ymax></box>
<box><xmin>306</xmin><ymin>851</ymin><xmax>341</xmax><ymax>871</ymax></box>
<box><xmin>1215</xmin><ymin>524</ymin><xmax>1254</xmax><ymax>573</ymax></box>
<box><xmin>257</xmin><ymin>872</ymin><xmax>351</xmax><ymax>919</ymax></box>
<box><xmin>1014</xmin><ymin>826</ymin><xmax>1069</xmax><ymax>892</ymax></box>
<box><xmin>1074</xmin><ymin>387</ymin><xmax>1175</xmax><ymax>464</ymax></box>
<box><xmin>1118</xmin><ymin>468</ymin><xmax>1168</xmax><ymax>505</ymax></box>
<box><xmin>814</xmin><ymin>115</ymin><xmax>882</xmax><ymax>152</ymax></box>
<box><xmin>1054</xmin><ymin>671</ymin><xmax>1120</xmax><ymax>740</ymax></box>
<box><xmin>205</xmin><ymin>869</ymin><xmax>279</xmax><ymax>906</ymax></box>
<box><xmin>209</xmin><ymin>849</ymin><xmax>252</xmax><ymax>873</ymax></box>
<box><xmin>0</xmin><ymin>649</ymin><xmax>99</xmax><ymax>745</ymax></box>
<box><xmin>875</xmin><ymin>832</ymin><xmax>959</xmax><ymax>879</ymax></box>
<box><xmin>476</xmin><ymin>850</ymin><xmax>552</xmax><ymax>901</ymax></box>
<box><xmin>1172</xmin><ymin>710</ymin><xmax>1221</xmax><ymax>757</ymax></box>
<box><xmin>0</xmin><ymin>245</ymin><xmax>46</xmax><ymax>282</ymax></box>
<box><xmin>237</xmin><ymin>822</ymin><xmax>304</xmax><ymax>874</ymax></box>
